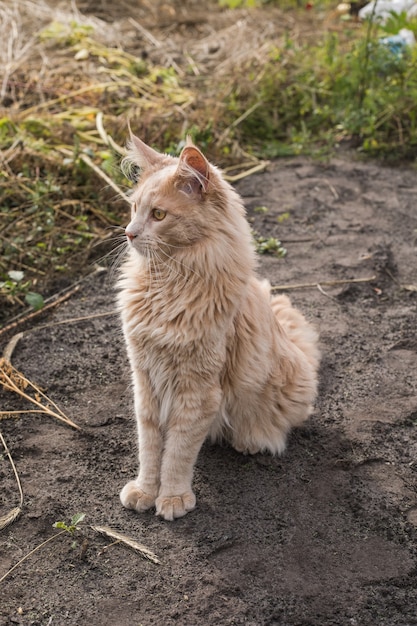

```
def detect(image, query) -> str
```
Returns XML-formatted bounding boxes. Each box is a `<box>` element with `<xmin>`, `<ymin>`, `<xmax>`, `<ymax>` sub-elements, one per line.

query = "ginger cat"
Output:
<box><xmin>117</xmin><ymin>135</ymin><xmax>320</xmax><ymax>521</ymax></box>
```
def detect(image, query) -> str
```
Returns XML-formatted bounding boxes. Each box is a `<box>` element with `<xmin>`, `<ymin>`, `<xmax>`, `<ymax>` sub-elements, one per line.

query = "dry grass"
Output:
<box><xmin>0</xmin><ymin>331</ymin><xmax>80</xmax><ymax>429</ymax></box>
<box><xmin>0</xmin><ymin>429</ymin><xmax>23</xmax><ymax>531</ymax></box>
<box><xmin>0</xmin><ymin>0</ymin><xmax>354</xmax><ymax>325</ymax></box>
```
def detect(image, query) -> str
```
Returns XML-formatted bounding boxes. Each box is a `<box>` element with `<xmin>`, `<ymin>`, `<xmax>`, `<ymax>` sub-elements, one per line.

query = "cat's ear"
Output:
<box><xmin>176</xmin><ymin>140</ymin><xmax>210</xmax><ymax>196</ymax></box>
<box><xmin>127</xmin><ymin>132</ymin><xmax>164</xmax><ymax>169</ymax></box>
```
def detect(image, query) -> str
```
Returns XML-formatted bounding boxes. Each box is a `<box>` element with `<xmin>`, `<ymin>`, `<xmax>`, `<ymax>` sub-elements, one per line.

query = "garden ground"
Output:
<box><xmin>1</xmin><ymin>155</ymin><xmax>417</xmax><ymax>625</ymax></box>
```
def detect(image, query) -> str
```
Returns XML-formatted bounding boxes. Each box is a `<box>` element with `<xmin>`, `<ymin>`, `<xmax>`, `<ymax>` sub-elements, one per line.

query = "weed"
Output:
<box><xmin>53</xmin><ymin>512</ymin><xmax>86</xmax><ymax>535</ymax></box>
<box><xmin>253</xmin><ymin>231</ymin><xmax>286</xmax><ymax>257</ymax></box>
<box><xmin>53</xmin><ymin>513</ymin><xmax>86</xmax><ymax>549</ymax></box>
<box><xmin>224</xmin><ymin>12</ymin><xmax>417</xmax><ymax>159</ymax></box>
<box><xmin>0</xmin><ymin>271</ymin><xmax>44</xmax><ymax>310</ymax></box>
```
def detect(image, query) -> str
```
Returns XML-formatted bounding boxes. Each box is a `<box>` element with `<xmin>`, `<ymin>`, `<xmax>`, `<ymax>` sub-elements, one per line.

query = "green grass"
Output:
<box><xmin>224</xmin><ymin>15</ymin><xmax>417</xmax><ymax>159</ymax></box>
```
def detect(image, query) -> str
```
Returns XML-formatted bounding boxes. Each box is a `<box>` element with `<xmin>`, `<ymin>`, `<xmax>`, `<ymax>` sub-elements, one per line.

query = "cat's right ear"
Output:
<box><xmin>127</xmin><ymin>133</ymin><xmax>163</xmax><ymax>169</ymax></box>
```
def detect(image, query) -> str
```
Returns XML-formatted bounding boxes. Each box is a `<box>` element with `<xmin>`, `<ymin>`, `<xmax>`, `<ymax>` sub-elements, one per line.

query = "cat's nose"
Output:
<box><xmin>125</xmin><ymin>228</ymin><xmax>137</xmax><ymax>241</ymax></box>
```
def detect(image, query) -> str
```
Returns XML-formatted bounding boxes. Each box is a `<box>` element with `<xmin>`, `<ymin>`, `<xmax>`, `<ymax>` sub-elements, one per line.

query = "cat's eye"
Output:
<box><xmin>152</xmin><ymin>208</ymin><xmax>166</xmax><ymax>221</ymax></box>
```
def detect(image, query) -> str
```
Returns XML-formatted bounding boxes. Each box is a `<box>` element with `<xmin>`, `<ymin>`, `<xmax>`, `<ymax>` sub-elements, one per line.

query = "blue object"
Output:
<box><xmin>379</xmin><ymin>34</ymin><xmax>409</xmax><ymax>56</ymax></box>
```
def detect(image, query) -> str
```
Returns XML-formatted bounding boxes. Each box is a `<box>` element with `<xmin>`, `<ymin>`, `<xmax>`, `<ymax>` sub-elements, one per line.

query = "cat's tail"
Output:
<box><xmin>270</xmin><ymin>293</ymin><xmax>320</xmax><ymax>371</ymax></box>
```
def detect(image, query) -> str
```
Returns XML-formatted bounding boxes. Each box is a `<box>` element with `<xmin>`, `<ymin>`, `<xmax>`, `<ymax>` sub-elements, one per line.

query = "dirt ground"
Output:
<box><xmin>0</xmin><ymin>155</ymin><xmax>416</xmax><ymax>625</ymax></box>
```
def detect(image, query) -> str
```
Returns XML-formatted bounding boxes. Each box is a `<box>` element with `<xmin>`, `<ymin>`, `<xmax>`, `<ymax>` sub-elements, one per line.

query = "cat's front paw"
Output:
<box><xmin>120</xmin><ymin>481</ymin><xmax>156</xmax><ymax>512</ymax></box>
<box><xmin>155</xmin><ymin>491</ymin><xmax>196</xmax><ymax>521</ymax></box>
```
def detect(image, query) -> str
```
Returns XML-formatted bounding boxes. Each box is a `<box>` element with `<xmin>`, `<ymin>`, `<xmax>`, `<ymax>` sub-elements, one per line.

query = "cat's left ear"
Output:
<box><xmin>126</xmin><ymin>125</ymin><xmax>164</xmax><ymax>170</ymax></box>
<box><xmin>176</xmin><ymin>140</ymin><xmax>210</xmax><ymax>196</ymax></box>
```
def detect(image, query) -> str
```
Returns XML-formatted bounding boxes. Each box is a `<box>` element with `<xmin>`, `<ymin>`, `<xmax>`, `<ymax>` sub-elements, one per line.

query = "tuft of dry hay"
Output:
<box><xmin>0</xmin><ymin>506</ymin><xmax>21</xmax><ymax>531</ymax></box>
<box><xmin>0</xmin><ymin>430</ymin><xmax>23</xmax><ymax>531</ymax></box>
<box><xmin>0</xmin><ymin>333</ymin><xmax>80</xmax><ymax>430</ymax></box>
<box><xmin>0</xmin><ymin>358</ymin><xmax>81</xmax><ymax>430</ymax></box>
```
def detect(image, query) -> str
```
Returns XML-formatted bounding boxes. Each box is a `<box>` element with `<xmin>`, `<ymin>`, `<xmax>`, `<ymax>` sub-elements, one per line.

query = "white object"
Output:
<box><xmin>359</xmin><ymin>0</ymin><xmax>417</xmax><ymax>22</ymax></box>
<box><xmin>399</xmin><ymin>27</ymin><xmax>416</xmax><ymax>46</ymax></box>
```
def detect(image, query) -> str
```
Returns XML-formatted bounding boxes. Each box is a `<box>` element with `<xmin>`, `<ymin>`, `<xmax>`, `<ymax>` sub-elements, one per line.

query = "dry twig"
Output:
<box><xmin>58</xmin><ymin>148</ymin><xmax>131</xmax><ymax>205</ymax></box>
<box><xmin>91</xmin><ymin>525</ymin><xmax>161</xmax><ymax>564</ymax></box>
<box><xmin>271</xmin><ymin>275</ymin><xmax>377</xmax><ymax>292</ymax></box>
<box><xmin>224</xmin><ymin>160</ymin><xmax>270</xmax><ymax>182</ymax></box>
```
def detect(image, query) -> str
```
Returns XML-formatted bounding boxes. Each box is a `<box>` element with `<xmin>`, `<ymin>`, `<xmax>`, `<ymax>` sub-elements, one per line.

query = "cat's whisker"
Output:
<box><xmin>92</xmin><ymin>231</ymin><xmax>125</xmax><ymax>251</ymax></box>
<box><xmin>153</xmin><ymin>237</ymin><xmax>190</xmax><ymax>250</ymax></box>
<box><xmin>142</xmin><ymin>245</ymin><xmax>165</xmax><ymax>291</ymax></box>
<box><xmin>106</xmin><ymin>225</ymin><xmax>126</xmax><ymax>235</ymax></box>
<box><xmin>102</xmin><ymin>240</ymin><xmax>128</xmax><ymax>280</ymax></box>
<box><xmin>151</xmin><ymin>249</ymin><xmax>176</xmax><ymax>285</ymax></box>
<box><xmin>156</xmin><ymin>245</ymin><xmax>203</xmax><ymax>281</ymax></box>
<box><xmin>138</xmin><ymin>240</ymin><xmax>185</xmax><ymax>285</ymax></box>
<box><xmin>147</xmin><ymin>249</ymin><xmax>157</xmax><ymax>292</ymax></box>
<box><xmin>93</xmin><ymin>239</ymin><xmax>126</xmax><ymax>268</ymax></box>
<box><xmin>152</xmin><ymin>248</ymin><xmax>188</xmax><ymax>284</ymax></box>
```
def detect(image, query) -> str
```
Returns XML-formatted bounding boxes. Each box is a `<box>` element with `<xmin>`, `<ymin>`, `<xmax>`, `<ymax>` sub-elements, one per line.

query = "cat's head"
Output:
<box><xmin>123</xmin><ymin>134</ymin><xmax>217</xmax><ymax>258</ymax></box>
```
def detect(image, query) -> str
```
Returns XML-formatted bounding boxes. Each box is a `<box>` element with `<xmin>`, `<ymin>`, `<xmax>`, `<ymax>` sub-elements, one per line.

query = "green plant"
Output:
<box><xmin>0</xmin><ymin>512</ymin><xmax>87</xmax><ymax>583</ymax></box>
<box><xmin>379</xmin><ymin>10</ymin><xmax>415</xmax><ymax>35</ymax></box>
<box><xmin>53</xmin><ymin>513</ymin><xmax>86</xmax><ymax>549</ymax></box>
<box><xmin>253</xmin><ymin>231</ymin><xmax>286</xmax><ymax>257</ymax></box>
<box><xmin>229</xmin><ymin>15</ymin><xmax>417</xmax><ymax>159</ymax></box>
<box><xmin>218</xmin><ymin>0</ymin><xmax>259</xmax><ymax>7</ymax></box>
<box><xmin>0</xmin><ymin>271</ymin><xmax>44</xmax><ymax>310</ymax></box>
<box><xmin>53</xmin><ymin>512</ymin><xmax>86</xmax><ymax>534</ymax></box>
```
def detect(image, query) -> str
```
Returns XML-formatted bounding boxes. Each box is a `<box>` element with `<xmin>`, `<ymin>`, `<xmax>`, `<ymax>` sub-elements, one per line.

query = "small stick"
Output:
<box><xmin>1</xmin><ymin>266</ymin><xmax>108</xmax><ymax>336</ymax></box>
<box><xmin>316</xmin><ymin>283</ymin><xmax>338</xmax><ymax>301</ymax></box>
<box><xmin>218</xmin><ymin>101</ymin><xmax>263</xmax><ymax>146</ymax></box>
<box><xmin>128</xmin><ymin>17</ymin><xmax>162</xmax><ymax>48</ymax></box>
<box><xmin>91</xmin><ymin>525</ymin><xmax>160</xmax><ymax>564</ymax></box>
<box><xmin>95</xmin><ymin>112</ymin><xmax>126</xmax><ymax>156</ymax></box>
<box><xmin>3</xmin><ymin>333</ymin><xmax>24</xmax><ymax>363</ymax></box>
<box><xmin>32</xmin><ymin>311</ymin><xmax>115</xmax><ymax>333</ymax></box>
<box><xmin>271</xmin><ymin>275</ymin><xmax>376</xmax><ymax>292</ymax></box>
<box><xmin>324</xmin><ymin>178</ymin><xmax>339</xmax><ymax>200</ymax></box>
<box><xmin>224</xmin><ymin>161</ymin><xmax>270</xmax><ymax>183</ymax></box>
<box><xmin>21</xmin><ymin>81</ymin><xmax>129</xmax><ymax>116</ymax></box>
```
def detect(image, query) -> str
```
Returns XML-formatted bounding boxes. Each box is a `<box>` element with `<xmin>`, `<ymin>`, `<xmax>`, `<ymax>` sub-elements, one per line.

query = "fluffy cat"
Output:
<box><xmin>117</xmin><ymin>134</ymin><xmax>320</xmax><ymax>521</ymax></box>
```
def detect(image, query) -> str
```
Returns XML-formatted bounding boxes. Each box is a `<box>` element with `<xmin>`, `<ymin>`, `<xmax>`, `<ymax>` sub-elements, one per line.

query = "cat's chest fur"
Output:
<box><xmin>119</xmin><ymin>266</ymin><xmax>231</xmax><ymax>381</ymax></box>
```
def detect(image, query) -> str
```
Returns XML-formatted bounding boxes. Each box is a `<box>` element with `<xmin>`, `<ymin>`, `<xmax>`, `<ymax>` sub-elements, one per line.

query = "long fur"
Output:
<box><xmin>117</xmin><ymin>137</ymin><xmax>320</xmax><ymax>520</ymax></box>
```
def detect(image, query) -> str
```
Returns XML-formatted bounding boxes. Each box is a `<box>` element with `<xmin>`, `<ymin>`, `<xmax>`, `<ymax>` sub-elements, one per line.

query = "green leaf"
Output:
<box><xmin>25</xmin><ymin>292</ymin><xmax>44</xmax><ymax>311</ymax></box>
<box><xmin>71</xmin><ymin>512</ymin><xmax>86</xmax><ymax>527</ymax></box>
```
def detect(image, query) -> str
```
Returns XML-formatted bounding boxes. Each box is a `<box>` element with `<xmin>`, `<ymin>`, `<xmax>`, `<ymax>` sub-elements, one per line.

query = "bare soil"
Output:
<box><xmin>1</xmin><ymin>156</ymin><xmax>417</xmax><ymax>626</ymax></box>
